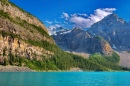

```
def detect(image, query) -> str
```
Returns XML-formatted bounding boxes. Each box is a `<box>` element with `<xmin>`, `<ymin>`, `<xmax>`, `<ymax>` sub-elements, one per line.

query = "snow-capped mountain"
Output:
<box><xmin>47</xmin><ymin>26</ymin><xmax>71</xmax><ymax>35</ymax></box>
<box><xmin>52</xmin><ymin>13</ymin><xmax>130</xmax><ymax>53</ymax></box>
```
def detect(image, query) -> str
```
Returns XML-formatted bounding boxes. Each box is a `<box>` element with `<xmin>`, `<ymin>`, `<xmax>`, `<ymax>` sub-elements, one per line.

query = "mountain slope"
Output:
<box><xmin>88</xmin><ymin>14</ymin><xmax>130</xmax><ymax>50</ymax></box>
<box><xmin>0</xmin><ymin>0</ymin><xmax>54</xmax><ymax>59</ymax></box>
<box><xmin>53</xmin><ymin>27</ymin><xmax>113</xmax><ymax>55</ymax></box>
<box><xmin>52</xmin><ymin>14</ymin><xmax>130</xmax><ymax>69</ymax></box>
<box><xmin>0</xmin><ymin>0</ymin><xmax>125</xmax><ymax>71</ymax></box>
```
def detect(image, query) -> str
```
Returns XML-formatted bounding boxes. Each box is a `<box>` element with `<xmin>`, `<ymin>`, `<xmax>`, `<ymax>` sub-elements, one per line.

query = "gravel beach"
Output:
<box><xmin>0</xmin><ymin>65</ymin><xmax>32</xmax><ymax>72</ymax></box>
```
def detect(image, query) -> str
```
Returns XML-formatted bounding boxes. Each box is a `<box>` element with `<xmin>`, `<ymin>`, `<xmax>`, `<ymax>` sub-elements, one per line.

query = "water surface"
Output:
<box><xmin>0</xmin><ymin>72</ymin><xmax>129</xmax><ymax>86</ymax></box>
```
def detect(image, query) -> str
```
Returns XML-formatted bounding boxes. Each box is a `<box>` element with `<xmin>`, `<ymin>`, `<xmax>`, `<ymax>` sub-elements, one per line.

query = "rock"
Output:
<box><xmin>0</xmin><ymin>0</ymin><xmax>54</xmax><ymax>63</ymax></box>
<box><xmin>86</xmin><ymin>36</ymin><xmax>113</xmax><ymax>54</ymax></box>
<box><xmin>88</xmin><ymin>14</ymin><xmax>130</xmax><ymax>50</ymax></box>
<box><xmin>53</xmin><ymin>28</ymin><xmax>113</xmax><ymax>55</ymax></box>
<box><xmin>0</xmin><ymin>1</ymin><xmax>48</xmax><ymax>33</ymax></box>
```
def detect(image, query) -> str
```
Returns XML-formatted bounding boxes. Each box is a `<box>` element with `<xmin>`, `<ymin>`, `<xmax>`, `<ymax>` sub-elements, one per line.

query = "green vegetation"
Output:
<box><xmin>0</xmin><ymin>10</ymin><xmax>11</xmax><ymax>19</ymax></box>
<box><xmin>28</xmin><ymin>39</ymin><xmax>57</xmax><ymax>52</ymax></box>
<box><xmin>1</xmin><ymin>0</ymin><xmax>9</xmax><ymax>5</ymax></box>
<box><xmin>0</xmin><ymin>30</ymin><xmax>20</xmax><ymax>38</ymax></box>
<box><xmin>95</xmin><ymin>36</ymin><xmax>103</xmax><ymax>40</ymax></box>
<box><xmin>0</xmin><ymin>9</ymin><xmax>49</xmax><ymax>38</ymax></box>
<box><xmin>3</xmin><ymin>50</ymin><xmax>126</xmax><ymax>71</ymax></box>
<box><xmin>89</xmin><ymin>52</ymin><xmax>121</xmax><ymax>70</ymax></box>
<box><xmin>3</xmin><ymin>58</ymin><xmax>8</xmax><ymax>66</ymax></box>
<box><xmin>104</xmin><ymin>52</ymin><xmax>120</xmax><ymax>63</ymax></box>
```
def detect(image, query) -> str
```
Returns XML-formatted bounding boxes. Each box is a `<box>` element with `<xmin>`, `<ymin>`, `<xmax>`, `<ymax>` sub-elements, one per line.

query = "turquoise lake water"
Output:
<box><xmin>0</xmin><ymin>72</ymin><xmax>129</xmax><ymax>86</ymax></box>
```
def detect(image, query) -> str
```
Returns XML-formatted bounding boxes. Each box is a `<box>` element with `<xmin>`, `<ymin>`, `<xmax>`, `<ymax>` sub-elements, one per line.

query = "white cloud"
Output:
<box><xmin>76</xmin><ymin>13</ymin><xmax>88</xmax><ymax>17</ymax></box>
<box><xmin>48</xmin><ymin>24</ymin><xmax>61</xmax><ymax>30</ymax></box>
<box><xmin>61</xmin><ymin>12</ymin><xmax>69</xmax><ymax>20</ymax></box>
<box><xmin>46</xmin><ymin>20</ymin><xmax>52</xmax><ymax>24</ymax></box>
<box><xmin>48</xmin><ymin>24</ymin><xmax>61</xmax><ymax>35</ymax></box>
<box><xmin>48</xmin><ymin>26</ymin><xmax>56</xmax><ymax>30</ymax></box>
<box><xmin>55</xmin><ymin>24</ymin><xmax>60</xmax><ymax>27</ymax></box>
<box><xmin>69</xmin><ymin>8</ymin><xmax>116</xmax><ymax>28</ymax></box>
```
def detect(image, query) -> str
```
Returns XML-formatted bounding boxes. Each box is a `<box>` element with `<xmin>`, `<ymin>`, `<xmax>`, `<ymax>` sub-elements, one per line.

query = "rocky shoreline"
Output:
<box><xmin>0</xmin><ymin>65</ymin><xmax>32</xmax><ymax>72</ymax></box>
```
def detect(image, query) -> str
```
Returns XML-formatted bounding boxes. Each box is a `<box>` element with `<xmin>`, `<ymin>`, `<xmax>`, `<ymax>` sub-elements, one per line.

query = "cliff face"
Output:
<box><xmin>0</xmin><ymin>0</ymin><xmax>54</xmax><ymax>64</ymax></box>
<box><xmin>0</xmin><ymin>35</ymin><xmax>53</xmax><ymax>63</ymax></box>
<box><xmin>86</xmin><ymin>37</ymin><xmax>113</xmax><ymax>55</ymax></box>
<box><xmin>0</xmin><ymin>0</ymin><xmax>48</xmax><ymax>32</ymax></box>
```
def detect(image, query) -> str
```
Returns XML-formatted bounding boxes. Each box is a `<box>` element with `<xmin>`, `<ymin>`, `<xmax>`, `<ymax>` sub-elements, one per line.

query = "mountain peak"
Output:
<box><xmin>72</xmin><ymin>27</ymin><xmax>81</xmax><ymax>30</ymax></box>
<box><xmin>91</xmin><ymin>13</ymin><xmax>126</xmax><ymax>29</ymax></box>
<box><xmin>107</xmin><ymin>13</ymin><xmax>118</xmax><ymax>18</ymax></box>
<box><xmin>103</xmin><ymin>13</ymin><xmax>125</xmax><ymax>23</ymax></box>
<box><xmin>71</xmin><ymin>27</ymin><xmax>83</xmax><ymax>34</ymax></box>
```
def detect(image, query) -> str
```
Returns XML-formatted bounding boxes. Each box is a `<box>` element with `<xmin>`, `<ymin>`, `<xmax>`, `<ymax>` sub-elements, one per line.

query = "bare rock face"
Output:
<box><xmin>88</xmin><ymin>14</ymin><xmax>130</xmax><ymax>50</ymax></box>
<box><xmin>0</xmin><ymin>0</ymin><xmax>54</xmax><ymax>64</ymax></box>
<box><xmin>53</xmin><ymin>28</ymin><xmax>113</xmax><ymax>55</ymax></box>
<box><xmin>0</xmin><ymin>35</ymin><xmax>53</xmax><ymax>63</ymax></box>
<box><xmin>86</xmin><ymin>37</ymin><xmax>113</xmax><ymax>55</ymax></box>
<box><xmin>0</xmin><ymin>1</ymin><xmax>48</xmax><ymax>33</ymax></box>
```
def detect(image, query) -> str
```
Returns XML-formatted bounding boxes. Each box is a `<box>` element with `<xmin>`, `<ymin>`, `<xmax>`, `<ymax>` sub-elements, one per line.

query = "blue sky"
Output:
<box><xmin>10</xmin><ymin>0</ymin><xmax>130</xmax><ymax>29</ymax></box>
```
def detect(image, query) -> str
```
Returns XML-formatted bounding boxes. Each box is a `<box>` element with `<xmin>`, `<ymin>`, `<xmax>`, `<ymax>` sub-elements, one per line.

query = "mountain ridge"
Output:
<box><xmin>53</xmin><ymin>13</ymin><xmax>130</xmax><ymax>51</ymax></box>
<box><xmin>88</xmin><ymin>13</ymin><xmax>130</xmax><ymax>50</ymax></box>
<box><xmin>52</xmin><ymin>13</ymin><xmax>130</xmax><ymax>68</ymax></box>
<box><xmin>0</xmin><ymin>0</ymin><xmax>126</xmax><ymax>71</ymax></box>
<box><xmin>53</xmin><ymin>27</ymin><xmax>113</xmax><ymax>55</ymax></box>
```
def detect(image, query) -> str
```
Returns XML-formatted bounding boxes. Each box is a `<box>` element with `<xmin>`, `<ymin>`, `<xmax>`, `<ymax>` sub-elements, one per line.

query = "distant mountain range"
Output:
<box><xmin>48</xmin><ymin>26</ymin><xmax>71</xmax><ymax>35</ymax></box>
<box><xmin>52</xmin><ymin>14</ymin><xmax>130</xmax><ymax>54</ymax></box>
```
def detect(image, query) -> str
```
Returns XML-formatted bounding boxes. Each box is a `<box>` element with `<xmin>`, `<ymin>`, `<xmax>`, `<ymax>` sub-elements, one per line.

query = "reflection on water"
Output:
<box><xmin>0</xmin><ymin>72</ymin><xmax>129</xmax><ymax>86</ymax></box>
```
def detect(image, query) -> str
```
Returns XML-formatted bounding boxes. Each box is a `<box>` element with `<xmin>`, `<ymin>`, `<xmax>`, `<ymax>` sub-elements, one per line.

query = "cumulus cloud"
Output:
<box><xmin>64</xmin><ymin>8</ymin><xmax>116</xmax><ymax>28</ymax></box>
<box><xmin>61</xmin><ymin>12</ymin><xmax>70</xmax><ymax>20</ymax></box>
<box><xmin>46</xmin><ymin>20</ymin><xmax>52</xmax><ymax>24</ymax></box>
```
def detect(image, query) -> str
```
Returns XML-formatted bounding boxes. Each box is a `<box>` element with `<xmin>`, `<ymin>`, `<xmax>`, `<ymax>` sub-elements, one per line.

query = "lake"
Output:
<box><xmin>0</xmin><ymin>72</ymin><xmax>129</xmax><ymax>86</ymax></box>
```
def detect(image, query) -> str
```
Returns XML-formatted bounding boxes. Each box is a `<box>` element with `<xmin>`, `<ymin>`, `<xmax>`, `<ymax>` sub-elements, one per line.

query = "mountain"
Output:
<box><xmin>0</xmin><ymin>0</ymin><xmax>55</xmax><ymax>66</ymax></box>
<box><xmin>52</xmin><ymin>13</ymin><xmax>130</xmax><ymax>68</ymax></box>
<box><xmin>53</xmin><ymin>14</ymin><xmax>130</xmax><ymax>52</ymax></box>
<box><xmin>53</xmin><ymin>27</ymin><xmax>113</xmax><ymax>55</ymax></box>
<box><xmin>48</xmin><ymin>26</ymin><xmax>71</xmax><ymax>35</ymax></box>
<box><xmin>88</xmin><ymin>14</ymin><xmax>130</xmax><ymax>50</ymax></box>
<box><xmin>0</xmin><ymin>0</ymin><xmax>125</xmax><ymax>71</ymax></box>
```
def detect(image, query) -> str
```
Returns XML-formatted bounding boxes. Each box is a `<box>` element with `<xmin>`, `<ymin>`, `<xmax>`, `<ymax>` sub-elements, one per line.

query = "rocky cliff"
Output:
<box><xmin>0</xmin><ymin>0</ymin><xmax>54</xmax><ymax>64</ymax></box>
<box><xmin>0</xmin><ymin>0</ymin><xmax>48</xmax><ymax>32</ymax></box>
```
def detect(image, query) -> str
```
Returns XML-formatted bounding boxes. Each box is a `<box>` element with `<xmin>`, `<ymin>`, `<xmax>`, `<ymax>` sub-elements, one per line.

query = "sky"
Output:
<box><xmin>10</xmin><ymin>0</ymin><xmax>130</xmax><ymax>29</ymax></box>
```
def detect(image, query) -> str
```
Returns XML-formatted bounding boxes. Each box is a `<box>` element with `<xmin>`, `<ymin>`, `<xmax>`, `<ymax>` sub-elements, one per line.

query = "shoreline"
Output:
<box><xmin>0</xmin><ymin>65</ymin><xmax>33</xmax><ymax>72</ymax></box>
<box><xmin>0</xmin><ymin>65</ymin><xmax>129</xmax><ymax>72</ymax></box>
